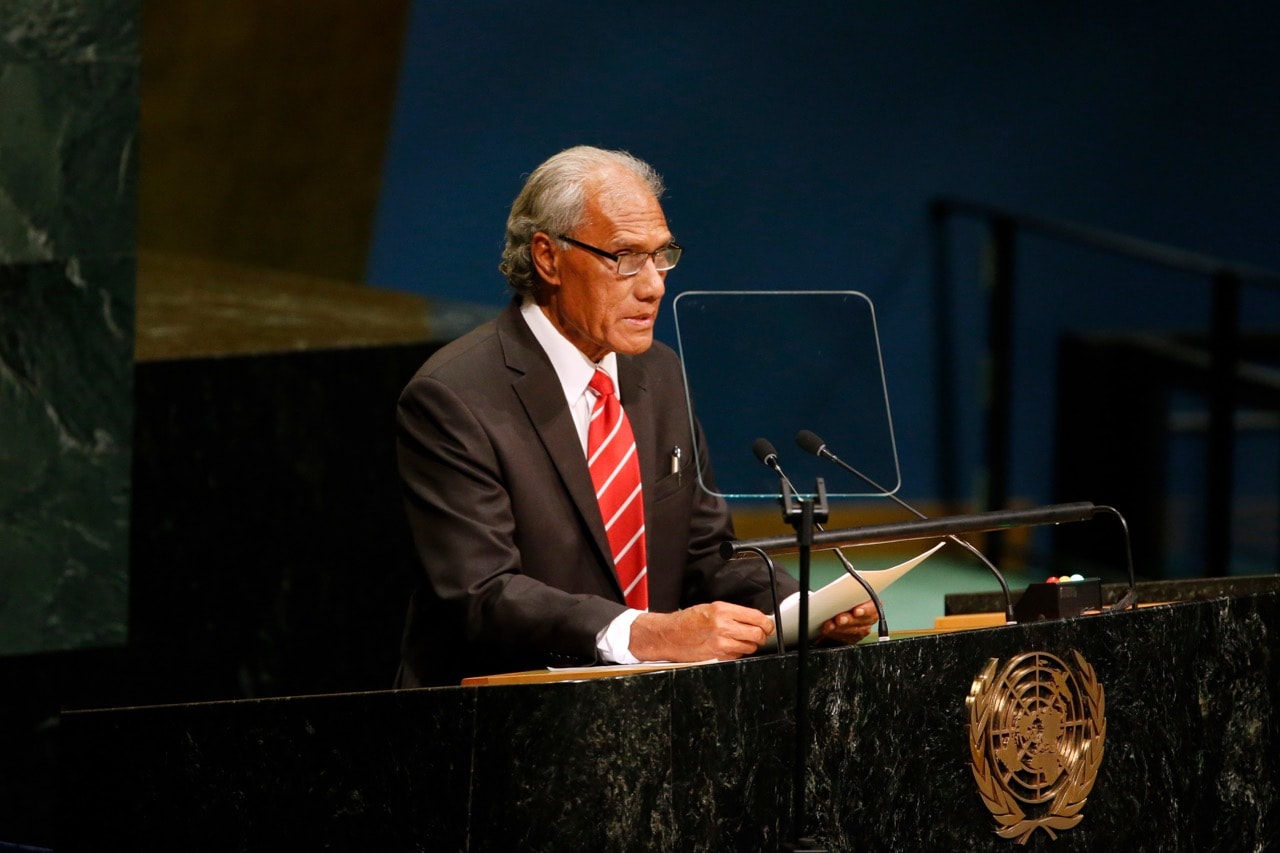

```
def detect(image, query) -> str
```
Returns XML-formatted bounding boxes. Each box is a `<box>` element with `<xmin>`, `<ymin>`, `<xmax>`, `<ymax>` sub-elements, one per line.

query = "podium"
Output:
<box><xmin>59</xmin><ymin>585</ymin><xmax>1279</xmax><ymax>851</ymax></box>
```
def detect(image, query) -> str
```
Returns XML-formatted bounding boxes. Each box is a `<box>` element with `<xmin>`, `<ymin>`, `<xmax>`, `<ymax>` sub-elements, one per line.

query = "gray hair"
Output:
<box><xmin>499</xmin><ymin>146</ymin><xmax>665</xmax><ymax>297</ymax></box>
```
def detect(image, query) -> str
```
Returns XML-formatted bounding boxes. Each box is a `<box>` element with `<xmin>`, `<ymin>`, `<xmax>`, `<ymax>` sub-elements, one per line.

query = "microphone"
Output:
<box><xmin>795</xmin><ymin>429</ymin><xmax>1017</xmax><ymax>624</ymax></box>
<box><xmin>1092</xmin><ymin>505</ymin><xmax>1139</xmax><ymax>611</ymax></box>
<box><xmin>751</xmin><ymin>437</ymin><xmax>782</xmax><ymax>475</ymax></box>
<box><xmin>752</xmin><ymin>438</ymin><xmax>891</xmax><ymax>641</ymax></box>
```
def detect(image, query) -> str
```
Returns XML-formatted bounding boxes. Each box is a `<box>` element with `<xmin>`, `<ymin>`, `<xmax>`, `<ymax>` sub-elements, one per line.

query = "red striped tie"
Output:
<box><xmin>587</xmin><ymin>369</ymin><xmax>648</xmax><ymax>610</ymax></box>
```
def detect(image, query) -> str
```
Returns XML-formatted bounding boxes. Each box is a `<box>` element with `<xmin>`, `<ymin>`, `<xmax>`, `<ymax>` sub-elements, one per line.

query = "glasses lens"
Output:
<box><xmin>656</xmin><ymin>245</ymin><xmax>682</xmax><ymax>271</ymax></box>
<box><xmin>615</xmin><ymin>246</ymin><xmax>682</xmax><ymax>276</ymax></box>
<box><xmin>617</xmin><ymin>253</ymin><xmax>646</xmax><ymax>276</ymax></box>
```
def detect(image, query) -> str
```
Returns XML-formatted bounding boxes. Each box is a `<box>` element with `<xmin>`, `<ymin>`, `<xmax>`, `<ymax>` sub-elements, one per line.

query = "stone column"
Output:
<box><xmin>0</xmin><ymin>0</ymin><xmax>137</xmax><ymax>655</ymax></box>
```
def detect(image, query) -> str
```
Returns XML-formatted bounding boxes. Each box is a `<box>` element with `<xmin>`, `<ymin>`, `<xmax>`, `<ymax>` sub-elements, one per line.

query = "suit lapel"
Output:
<box><xmin>498</xmin><ymin>304</ymin><xmax>616</xmax><ymax>584</ymax></box>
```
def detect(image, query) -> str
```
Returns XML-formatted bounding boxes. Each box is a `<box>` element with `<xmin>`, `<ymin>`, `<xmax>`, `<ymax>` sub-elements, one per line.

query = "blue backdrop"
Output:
<box><xmin>367</xmin><ymin>0</ymin><xmax>1280</xmax><ymax>516</ymax></box>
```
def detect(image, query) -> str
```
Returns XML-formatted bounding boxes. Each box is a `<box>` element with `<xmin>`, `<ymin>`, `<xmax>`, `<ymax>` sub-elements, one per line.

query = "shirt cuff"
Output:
<box><xmin>596</xmin><ymin>608</ymin><xmax>644</xmax><ymax>665</ymax></box>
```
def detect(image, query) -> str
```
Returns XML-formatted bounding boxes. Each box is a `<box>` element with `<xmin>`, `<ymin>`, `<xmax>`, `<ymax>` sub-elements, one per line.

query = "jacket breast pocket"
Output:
<box><xmin>648</xmin><ymin>465</ymin><xmax>689</xmax><ymax>505</ymax></box>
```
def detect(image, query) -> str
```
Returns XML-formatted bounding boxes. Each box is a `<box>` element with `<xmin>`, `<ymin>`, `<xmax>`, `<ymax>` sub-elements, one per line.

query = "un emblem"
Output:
<box><xmin>966</xmin><ymin>650</ymin><xmax>1106</xmax><ymax>843</ymax></box>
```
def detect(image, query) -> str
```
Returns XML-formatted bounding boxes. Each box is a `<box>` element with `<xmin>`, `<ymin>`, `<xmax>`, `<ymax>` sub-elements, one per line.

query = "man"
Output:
<box><xmin>395</xmin><ymin>146</ymin><xmax>876</xmax><ymax>687</ymax></box>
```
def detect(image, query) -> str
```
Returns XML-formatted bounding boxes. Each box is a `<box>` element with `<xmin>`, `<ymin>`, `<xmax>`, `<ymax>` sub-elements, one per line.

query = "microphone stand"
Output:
<box><xmin>779</xmin><ymin>478</ymin><xmax>827</xmax><ymax>853</ymax></box>
<box><xmin>796</xmin><ymin>431</ymin><xmax>1016</xmax><ymax>624</ymax></box>
<box><xmin>753</xmin><ymin>438</ymin><xmax>890</xmax><ymax>640</ymax></box>
<box><xmin>735</xmin><ymin>545</ymin><xmax>788</xmax><ymax>655</ymax></box>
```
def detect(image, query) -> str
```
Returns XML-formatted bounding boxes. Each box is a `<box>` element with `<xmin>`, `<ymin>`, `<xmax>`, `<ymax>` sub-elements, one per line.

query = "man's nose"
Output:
<box><xmin>633</xmin><ymin>256</ymin><xmax>666</xmax><ymax>299</ymax></box>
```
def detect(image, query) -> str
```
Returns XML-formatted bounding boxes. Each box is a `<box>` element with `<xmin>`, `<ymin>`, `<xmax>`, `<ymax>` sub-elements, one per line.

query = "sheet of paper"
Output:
<box><xmin>763</xmin><ymin>541</ymin><xmax>946</xmax><ymax>649</ymax></box>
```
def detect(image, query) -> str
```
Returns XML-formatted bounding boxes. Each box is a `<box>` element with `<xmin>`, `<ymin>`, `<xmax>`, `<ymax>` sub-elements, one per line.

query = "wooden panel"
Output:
<box><xmin>139</xmin><ymin>0</ymin><xmax>411</xmax><ymax>281</ymax></box>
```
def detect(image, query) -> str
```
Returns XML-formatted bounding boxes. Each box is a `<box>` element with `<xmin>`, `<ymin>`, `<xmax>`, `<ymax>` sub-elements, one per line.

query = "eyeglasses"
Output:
<box><xmin>556</xmin><ymin>234</ymin><xmax>683</xmax><ymax>277</ymax></box>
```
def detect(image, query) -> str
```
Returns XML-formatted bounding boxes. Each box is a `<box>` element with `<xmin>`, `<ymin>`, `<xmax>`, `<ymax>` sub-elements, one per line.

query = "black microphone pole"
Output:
<box><xmin>795</xmin><ymin>429</ymin><xmax>1017</xmax><ymax>624</ymax></box>
<box><xmin>779</xmin><ymin>476</ymin><xmax>825</xmax><ymax>853</ymax></box>
<box><xmin>752</xmin><ymin>438</ymin><xmax>890</xmax><ymax>640</ymax></box>
<box><xmin>754</xmin><ymin>439</ymin><xmax>827</xmax><ymax>851</ymax></box>
<box><xmin>1093</xmin><ymin>505</ymin><xmax>1140</xmax><ymax>610</ymax></box>
<box><xmin>736</xmin><ymin>543</ymin><xmax>788</xmax><ymax>655</ymax></box>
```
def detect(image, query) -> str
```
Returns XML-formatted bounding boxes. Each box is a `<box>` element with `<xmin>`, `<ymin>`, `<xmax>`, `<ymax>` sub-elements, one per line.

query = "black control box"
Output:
<box><xmin>1013</xmin><ymin>578</ymin><xmax>1102</xmax><ymax>622</ymax></box>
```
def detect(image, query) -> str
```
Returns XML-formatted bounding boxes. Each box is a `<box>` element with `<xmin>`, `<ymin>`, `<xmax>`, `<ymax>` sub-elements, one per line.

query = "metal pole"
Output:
<box><xmin>931</xmin><ymin>200</ymin><xmax>959</xmax><ymax>511</ymax></box>
<box><xmin>1205</xmin><ymin>271</ymin><xmax>1240</xmax><ymax>576</ymax></box>
<box><xmin>984</xmin><ymin>217</ymin><xmax>1017</xmax><ymax>565</ymax></box>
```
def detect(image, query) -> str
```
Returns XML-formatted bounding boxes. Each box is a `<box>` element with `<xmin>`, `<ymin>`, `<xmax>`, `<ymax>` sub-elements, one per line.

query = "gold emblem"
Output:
<box><xmin>966</xmin><ymin>650</ymin><xmax>1106</xmax><ymax>843</ymax></box>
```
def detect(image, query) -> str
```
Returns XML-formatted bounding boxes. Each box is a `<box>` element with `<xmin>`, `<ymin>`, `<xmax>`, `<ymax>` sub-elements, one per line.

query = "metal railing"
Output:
<box><xmin>930</xmin><ymin>197</ymin><xmax>1280</xmax><ymax>576</ymax></box>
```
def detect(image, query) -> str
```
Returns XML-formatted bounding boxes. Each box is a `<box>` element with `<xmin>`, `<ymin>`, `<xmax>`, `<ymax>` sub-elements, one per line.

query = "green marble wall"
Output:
<box><xmin>0</xmin><ymin>0</ymin><xmax>137</xmax><ymax>654</ymax></box>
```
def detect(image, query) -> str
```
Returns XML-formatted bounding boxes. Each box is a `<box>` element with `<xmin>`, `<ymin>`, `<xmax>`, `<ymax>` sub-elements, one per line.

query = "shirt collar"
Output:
<box><xmin>520</xmin><ymin>299</ymin><xmax>620</xmax><ymax>403</ymax></box>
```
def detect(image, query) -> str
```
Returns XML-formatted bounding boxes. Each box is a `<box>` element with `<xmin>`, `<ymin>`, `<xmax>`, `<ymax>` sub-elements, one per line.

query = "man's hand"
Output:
<box><xmin>818</xmin><ymin>602</ymin><xmax>879</xmax><ymax>645</ymax></box>
<box><xmin>628</xmin><ymin>602</ymin><xmax>775</xmax><ymax>663</ymax></box>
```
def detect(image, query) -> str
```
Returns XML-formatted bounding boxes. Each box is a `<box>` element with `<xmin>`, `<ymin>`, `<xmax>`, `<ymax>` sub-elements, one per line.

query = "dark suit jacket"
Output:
<box><xmin>395</xmin><ymin>299</ymin><xmax>797</xmax><ymax>686</ymax></box>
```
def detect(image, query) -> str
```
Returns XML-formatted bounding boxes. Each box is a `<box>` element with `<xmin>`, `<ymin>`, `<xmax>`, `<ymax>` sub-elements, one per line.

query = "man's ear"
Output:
<box><xmin>530</xmin><ymin>232</ymin><xmax>560</xmax><ymax>287</ymax></box>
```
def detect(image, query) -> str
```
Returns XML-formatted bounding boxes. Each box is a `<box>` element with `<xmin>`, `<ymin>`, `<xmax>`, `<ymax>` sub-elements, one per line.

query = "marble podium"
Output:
<box><xmin>59</xmin><ymin>586</ymin><xmax>1279</xmax><ymax>851</ymax></box>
